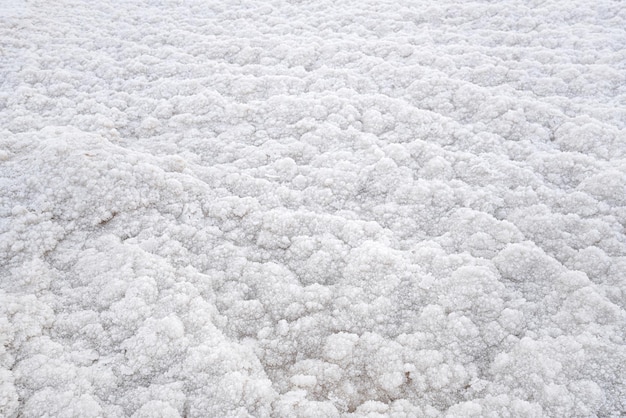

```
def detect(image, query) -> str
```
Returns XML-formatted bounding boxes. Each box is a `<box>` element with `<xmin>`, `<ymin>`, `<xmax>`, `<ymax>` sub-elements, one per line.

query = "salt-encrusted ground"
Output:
<box><xmin>1</xmin><ymin>0</ymin><xmax>625</xmax><ymax>416</ymax></box>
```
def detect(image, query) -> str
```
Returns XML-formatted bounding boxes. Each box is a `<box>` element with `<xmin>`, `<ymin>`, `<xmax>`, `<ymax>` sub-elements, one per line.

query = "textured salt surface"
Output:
<box><xmin>1</xmin><ymin>0</ymin><xmax>625</xmax><ymax>416</ymax></box>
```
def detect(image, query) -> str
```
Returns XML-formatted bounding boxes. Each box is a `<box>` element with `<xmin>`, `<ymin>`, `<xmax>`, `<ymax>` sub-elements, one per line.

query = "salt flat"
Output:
<box><xmin>1</xmin><ymin>0</ymin><xmax>625</xmax><ymax>416</ymax></box>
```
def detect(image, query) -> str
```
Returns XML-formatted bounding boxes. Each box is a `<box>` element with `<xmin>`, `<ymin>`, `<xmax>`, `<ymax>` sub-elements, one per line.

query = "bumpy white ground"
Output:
<box><xmin>1</xmin><ymin>0</ymin><xmax>625</xmax><ymax>416</ymax></box>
